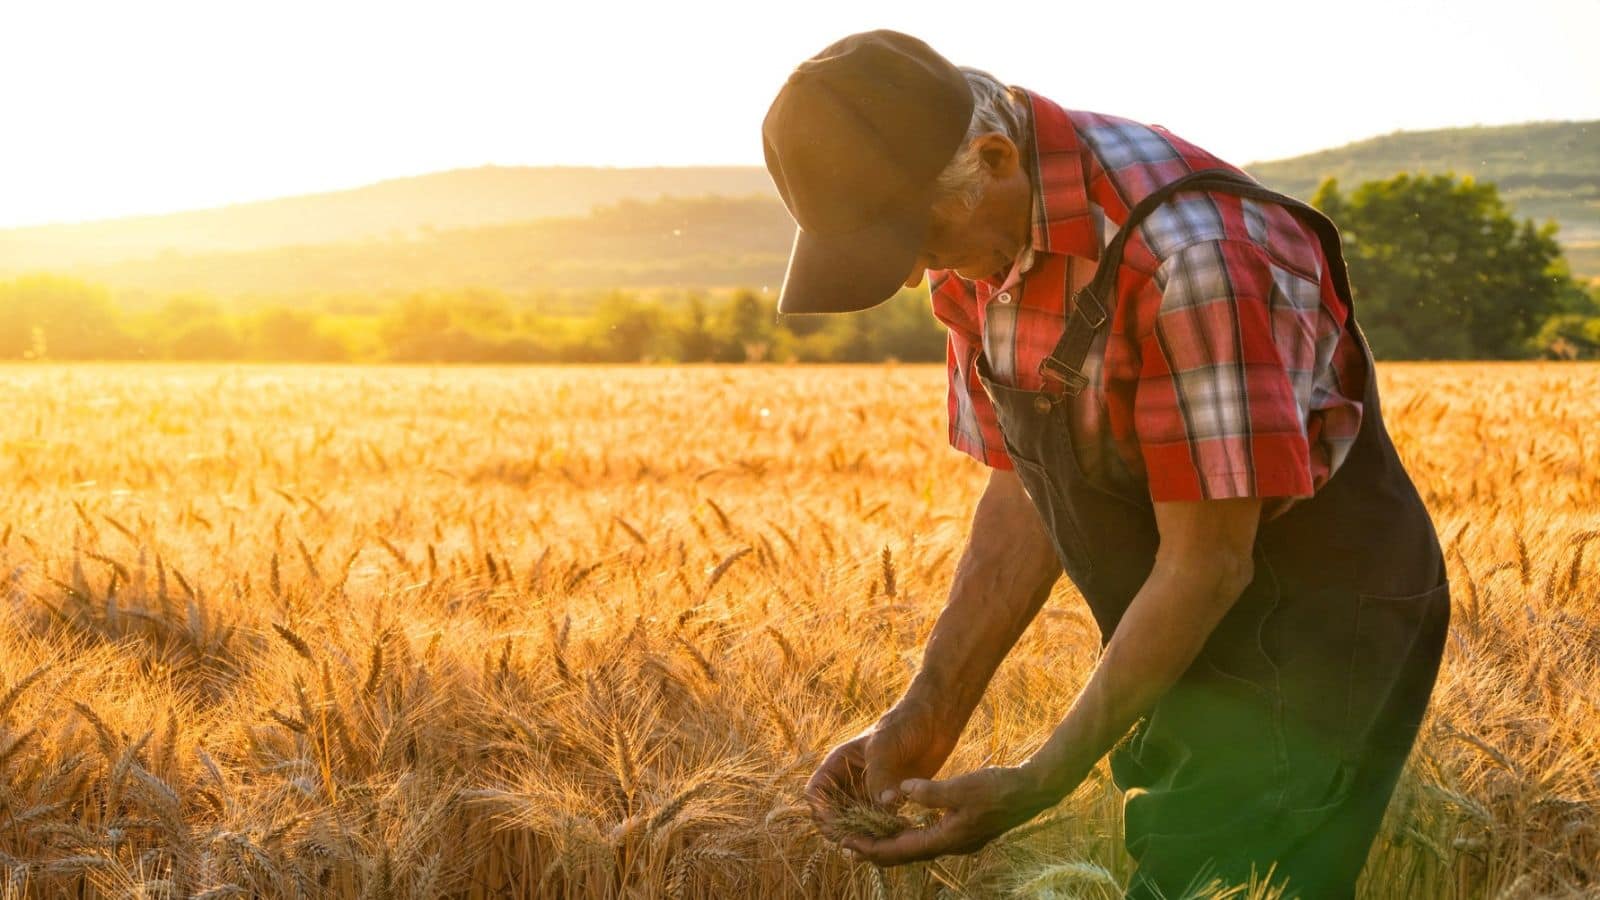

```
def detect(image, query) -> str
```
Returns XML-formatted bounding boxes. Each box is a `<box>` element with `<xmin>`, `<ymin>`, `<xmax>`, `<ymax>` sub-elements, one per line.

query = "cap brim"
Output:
<box><xmin>775</xmin><ymin>201</ymin><xmax>928</xmax><ymax>314</ymax></box>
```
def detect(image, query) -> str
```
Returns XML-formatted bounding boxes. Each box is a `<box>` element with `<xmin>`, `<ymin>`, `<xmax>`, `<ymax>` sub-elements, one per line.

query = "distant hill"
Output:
<box><xmin>4</xmin><ymin>120</ymin><xmax>1595</xmax><ymax>293</ymax></box>
<box><xmin>67</xmin><ymin>194</ymin><xmax>797</xmax><ymax>296</ymax></box>
<box><xmin>1248</xmin><ymin>120</ymin><xmax>1599</xmax><ymax>276</ymax></box>
<box><xmin>0</xmin><ymin>165</ymin><xmax>779</xmax><ymax>272</ymax></box>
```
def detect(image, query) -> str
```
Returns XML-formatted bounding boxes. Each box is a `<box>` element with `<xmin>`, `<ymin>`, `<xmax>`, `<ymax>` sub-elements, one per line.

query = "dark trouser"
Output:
<box><xmin>1115</xmin><ymin>582</ymin><xmax>1451</xmax><ymax>900</ymax></box>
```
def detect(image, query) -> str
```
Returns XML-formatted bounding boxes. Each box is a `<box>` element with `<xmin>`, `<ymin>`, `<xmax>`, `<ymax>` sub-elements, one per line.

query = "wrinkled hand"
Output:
<box><xmin>841</xmin><ymin>765</ymin><xmax>1062</xmax><ymax>867</ymax></box>
<box><xmin>805</xmin><ymin>700</ymin><xmax>960</xmax><ymax>834</ymax></box>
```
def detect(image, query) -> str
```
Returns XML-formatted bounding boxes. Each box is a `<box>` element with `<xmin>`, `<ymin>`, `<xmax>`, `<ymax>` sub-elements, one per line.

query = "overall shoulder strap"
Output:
<box><xmin>1038</xmin><ymin>169</ymin><xmax>1355</xmax><ymax>394</ymax></box>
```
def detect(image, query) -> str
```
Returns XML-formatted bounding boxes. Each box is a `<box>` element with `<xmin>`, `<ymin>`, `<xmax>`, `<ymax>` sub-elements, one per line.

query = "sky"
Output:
<box><xmin>2</xmin><ymin>0</ymin><xmax>1596</xmax><ymax>229</ymax></box>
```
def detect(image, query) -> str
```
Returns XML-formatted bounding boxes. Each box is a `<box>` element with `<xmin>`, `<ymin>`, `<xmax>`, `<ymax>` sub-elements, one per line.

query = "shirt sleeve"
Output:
<box><xmin>1133</xmin><ymin>238</ymin><xmax>1316</xmax><ymax>502</ymax></box>
<box><xmin>930</xmin><ymin>271</ymin><xmax>1014</xmax><ymax>471</ymax></box>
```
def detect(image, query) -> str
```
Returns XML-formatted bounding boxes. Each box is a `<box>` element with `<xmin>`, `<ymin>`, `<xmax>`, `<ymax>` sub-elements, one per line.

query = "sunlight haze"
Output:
<box><xmin>2</xmin><ymin>0</ymin><xmax>1596</xmax><ymax>227</ymax></box>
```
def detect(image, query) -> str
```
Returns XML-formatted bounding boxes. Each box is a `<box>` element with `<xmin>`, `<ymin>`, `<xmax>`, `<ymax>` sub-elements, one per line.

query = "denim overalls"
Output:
<box><xmin>976</xmin><ymin>170</ymin><xmax>1452</xmax><ymax>899</ymax></box>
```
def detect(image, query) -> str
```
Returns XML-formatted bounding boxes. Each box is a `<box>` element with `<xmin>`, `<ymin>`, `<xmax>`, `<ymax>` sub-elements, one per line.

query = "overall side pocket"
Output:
<box><xmin>1344</xmin><ymin>580</ymin><xmax>1450</xmax><ymax>755</ymax></box>
<box><xmin>1271</xmin><ymin>578</ymin><xmax>1448</xmax><ymax>820</ymax></box>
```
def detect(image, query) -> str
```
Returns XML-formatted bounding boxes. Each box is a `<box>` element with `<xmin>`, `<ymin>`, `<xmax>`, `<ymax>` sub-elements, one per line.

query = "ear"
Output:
<box><xmin>973</xmin><ymin>133</ymin><xmax>1021</xmax><ymax>178</ymax></box>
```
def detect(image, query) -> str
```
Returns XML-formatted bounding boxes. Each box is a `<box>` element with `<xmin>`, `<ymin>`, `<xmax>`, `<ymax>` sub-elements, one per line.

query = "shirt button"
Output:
<box><xmin>996</xmin><ymin>291</ymin><xmax>1012</xmax><ymax>304</ymax></box>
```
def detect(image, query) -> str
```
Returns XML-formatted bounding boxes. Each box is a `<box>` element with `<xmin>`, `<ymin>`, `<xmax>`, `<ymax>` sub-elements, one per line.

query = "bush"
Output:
<box><xmin>1314</xmin><ymin>174</ymin><xmax>1579</xmax><ymax>359</ymax></box>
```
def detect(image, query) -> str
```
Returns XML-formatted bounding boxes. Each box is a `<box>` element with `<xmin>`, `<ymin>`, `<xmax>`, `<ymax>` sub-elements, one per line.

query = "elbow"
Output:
<box><xmin>1150</xmin><ymin>496</ymin><xmax>1264</xmax><ymax>615</ymax></box>
<box><xmin>1214</xmin><ymin>551</ymin><xmax>1255</xmax><ymax>605</ymax></box>
<box><xmin>1155</xmin><ymin>544</ymin><xmax>1255</xmax><ymax>610</ymax></box>
<box><xmin>1187</xmin><ymin>543</ymin><xmax>1254</xmax><ymax>610</ymax></box>
<box><xmin>964</xmin><ymin>519</ymin><xmax>1058</xmax><ymax>582</ymax></box>
<box><xmin>970</xmin><ymin>469</ymin><xmax>1062</xmax><ymax>576</ymax></box>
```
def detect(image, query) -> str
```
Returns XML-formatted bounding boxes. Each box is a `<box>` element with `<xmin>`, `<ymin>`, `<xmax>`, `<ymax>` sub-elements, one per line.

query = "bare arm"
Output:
<box><xmin>898</xmin><ymin>468</ymin><xmax>1062</xmax><ymax>749</ymax></box>
<box><xmin>805</xmin><ymin>467</ymin><xmax>1062</xmax><ymax>819</ymax></box>
<box><xmin>1019</xmin><ymin>497</ymin><xmax>1261</xmax><ymax>795</ymax></box>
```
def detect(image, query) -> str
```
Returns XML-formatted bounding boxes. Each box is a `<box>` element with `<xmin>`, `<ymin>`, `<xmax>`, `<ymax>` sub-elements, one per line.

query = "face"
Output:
<box><xmin>903</xmin><ymin>133</ymin><xmax>1033</xmax><ymax>288</ymax></box>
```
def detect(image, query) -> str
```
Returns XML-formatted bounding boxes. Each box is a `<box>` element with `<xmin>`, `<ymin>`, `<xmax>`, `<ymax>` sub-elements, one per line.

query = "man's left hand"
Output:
<box><xmin>840</xmin><ymin>764</ymin><xmax>1066</xmax><ymax>866</ymax></box>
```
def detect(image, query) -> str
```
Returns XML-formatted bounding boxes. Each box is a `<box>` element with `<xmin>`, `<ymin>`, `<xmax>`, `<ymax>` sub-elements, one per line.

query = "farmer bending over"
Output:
<box><xmin>761</xmin><ymin>30</ymin><xmax>1451</xmax><ymax>899</ymax></box>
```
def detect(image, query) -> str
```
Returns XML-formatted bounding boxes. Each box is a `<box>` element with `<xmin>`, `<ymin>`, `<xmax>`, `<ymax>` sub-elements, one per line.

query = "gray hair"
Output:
<box><xmin>931</xmin><ymin>68</ymin><xmax>1028</xmax><ymax>218</ymax></box>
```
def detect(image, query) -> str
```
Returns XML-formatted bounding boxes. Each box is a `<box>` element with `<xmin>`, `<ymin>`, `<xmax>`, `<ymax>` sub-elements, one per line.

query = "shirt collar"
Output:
<box><xmin>1014</xmin><ymin>87</ymin><xmax>1098</xmax><ymax>264</ymax></box>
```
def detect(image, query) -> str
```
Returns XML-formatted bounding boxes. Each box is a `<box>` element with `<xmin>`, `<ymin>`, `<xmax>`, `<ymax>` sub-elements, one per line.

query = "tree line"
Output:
<box><xmin>3</xmin><ymin>173</ymin><xmax>1597</xmax><ymax>363</ymax></box>
<box><xmin>0</xmin><ymin>279</ymin><xmax>950</xmax><ymax>364</ymax></box>
<box><xmin>1313</xmin><ymin>174</ymin><xmax>1596</xmax><ymax>358</ymax></box>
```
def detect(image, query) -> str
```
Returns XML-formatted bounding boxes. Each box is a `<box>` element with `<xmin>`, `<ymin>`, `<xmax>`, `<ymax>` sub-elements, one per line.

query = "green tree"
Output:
<box><xmin>169</xmin><ymin>320</ymin><xmax>245</xmax><ymax>360</ymax></box>
<box><xmin>714</xmin><ymin>289</ymin><xmax>775</xmax><ymax>362</ymax></box>
<box><xmin>590</xmin><ymin>291</ymin><xmax>672</xmax><ymax>362</ymax></box>
<box><xmin>1530</xmin><ymin>313</ymin><xmax>1600</xmax><ymax>358</ymax></box>
<box><xmin>248</xmin><ymin>307</ymin><xmax>349</xmax><ymax>361</ymax></box>
<box><xmin>380</xmin><ymin>294</ymin><xmax>468</xmax><ymax>361</ymax></box>
<box><xmin>857</xmin><ymin>288</ymin><xmax>947</xmax><ymax>362</ymax></box>
<box><xmin>1313</xmin><ymin>174</ymin><xmax>1577</xmax><ymax>359</ymax></box>
<box><xmin>0</xmin><ymin>274</ymin><xmax>138</xmax><ymax>359</ymax></box>
<box><xmin>155</xmin><ymin>295</ymin><xmax>244</xmax><ymax>359</ymax></box>
<box><xmin>675</xmin><ymin>293</ymin><xmax>718</xmax><ymax>362</ymax></box>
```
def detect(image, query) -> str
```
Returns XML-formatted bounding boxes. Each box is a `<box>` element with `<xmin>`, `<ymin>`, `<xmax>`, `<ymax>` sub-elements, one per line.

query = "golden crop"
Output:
<box><xmin>0</xmin><ymin>362</ymin><xmax>1594</xmax><ymax>899</ymax></box>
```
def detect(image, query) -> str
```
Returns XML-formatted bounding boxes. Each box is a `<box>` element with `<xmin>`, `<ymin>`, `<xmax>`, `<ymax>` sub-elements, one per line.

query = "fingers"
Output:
<box><xmin>805</xmin><ymin>741</ymin><xmax>869</xmax><ymax>828</ymax></box>
<box><xmin>833</xmin><ymin>769</ymin><xmax>1020</xmax><ymax>866</ymax></box>
<box><xmin>862</xmin><ymin>752</ymin><xmax>902</xmax><ymax>808</ymax></box>
<box><xmin>841</xmin><ymin>816</ymin><xmax>963</xmax><ymax>867</ymax></box>
<box><xmin>843</xmin><ymin>777</ymin><xmax>963</xmax><ymax>866</ymax></box>
<box><xmin>804</xmin><ymin>771</ymin><xmax>851</xmax><ymax>828</ymax></box>
<box><xmin>901</xmin><ymin>771</ymin><xmax>989</xmax><ymax>810</ymax></box>
<box><xmin>899</xmin><ymin>777</ymin><xmax>953</xmax><ymax>809</ymax></box>
<box><xmin>804</xmin><ymin>762</ymin><xmax>852</xmax><ymax>806</ymax></box>
<box><xmin>804</xmin><ymin>789</ymin><xmax>838</xmax><ymax>829</ymax></box>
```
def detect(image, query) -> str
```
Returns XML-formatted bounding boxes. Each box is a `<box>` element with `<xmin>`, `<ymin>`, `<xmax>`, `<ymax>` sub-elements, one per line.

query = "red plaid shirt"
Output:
<box><xmin>933</xmin><ymin>88</ymin><xmax>1366</xmax><ymax>513</ymax></box>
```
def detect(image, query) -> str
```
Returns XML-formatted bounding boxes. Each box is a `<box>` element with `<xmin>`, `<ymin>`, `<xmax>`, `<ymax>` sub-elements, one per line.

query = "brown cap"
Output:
<box><xmin>762</xmin><ymin>30</ymin><xmax>974</xmax><ymax>314</ymax></box>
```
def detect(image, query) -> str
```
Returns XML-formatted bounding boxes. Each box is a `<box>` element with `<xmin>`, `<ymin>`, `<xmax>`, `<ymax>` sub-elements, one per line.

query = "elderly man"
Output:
<box><xmin>762</xmin><ymin>30</ymin><xmax>1452</xmax><ymax>899</ymax></box>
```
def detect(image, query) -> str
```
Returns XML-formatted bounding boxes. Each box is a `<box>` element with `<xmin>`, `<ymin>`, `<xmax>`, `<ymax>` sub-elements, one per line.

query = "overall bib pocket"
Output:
<box><xmin>1005</xmin><ymin>452</ymin><xmax>1096</xmax><ymax>587</ymax></box>
<box><xmin>978</xmin><ymin>370</ymin><xmax>1099</xmax><ymax>589</ymax></box>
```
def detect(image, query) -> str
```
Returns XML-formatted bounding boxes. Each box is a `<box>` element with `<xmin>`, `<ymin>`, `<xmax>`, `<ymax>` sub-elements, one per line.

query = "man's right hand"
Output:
<box><xmin>804</xmin><ymin>698</ymin><xmax>961</xmax><ymax>833</ymax></box>
<box><xmin>805</xmin><ymin>468</ymin><xmax>1061</xmax><ymax>839</ymax></box>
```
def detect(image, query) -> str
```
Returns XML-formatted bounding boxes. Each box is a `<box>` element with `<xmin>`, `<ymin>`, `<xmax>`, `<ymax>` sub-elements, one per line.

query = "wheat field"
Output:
<box><xmin>0</xmin><ymin>362</ymin><xmax>1594</xmax><ymax>899</ymax></box>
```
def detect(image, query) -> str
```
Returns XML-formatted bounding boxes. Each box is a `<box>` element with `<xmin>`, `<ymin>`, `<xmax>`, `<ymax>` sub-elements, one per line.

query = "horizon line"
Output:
<box><xmin>3</xmin><ymin>115</ymin><xmax>1593</xmax><ymax>232</ymax></box>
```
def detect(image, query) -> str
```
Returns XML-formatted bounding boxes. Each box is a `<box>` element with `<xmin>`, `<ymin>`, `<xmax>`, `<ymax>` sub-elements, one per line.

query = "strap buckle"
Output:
<box><xmin>1073</xmin><ymin>287</ymin><xmax>1108</xmax><ymax>329</ymax></box>
<box><xmin>1038</xmin><ymin>357</ymin><xmax>1091</xmax><ymax>396</ymax></box>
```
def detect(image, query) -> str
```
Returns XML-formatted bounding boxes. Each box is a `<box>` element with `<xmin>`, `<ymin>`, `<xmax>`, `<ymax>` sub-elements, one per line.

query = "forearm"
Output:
<box><xmin>900</xmin><ymin>469</ymin><xmax>1062</xmax><ymax>726</ymax></box>
<box><xmin>1022</xmin><ymin>549</ymin><xmax>1253</xmax><ymax>797</ymax></box>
